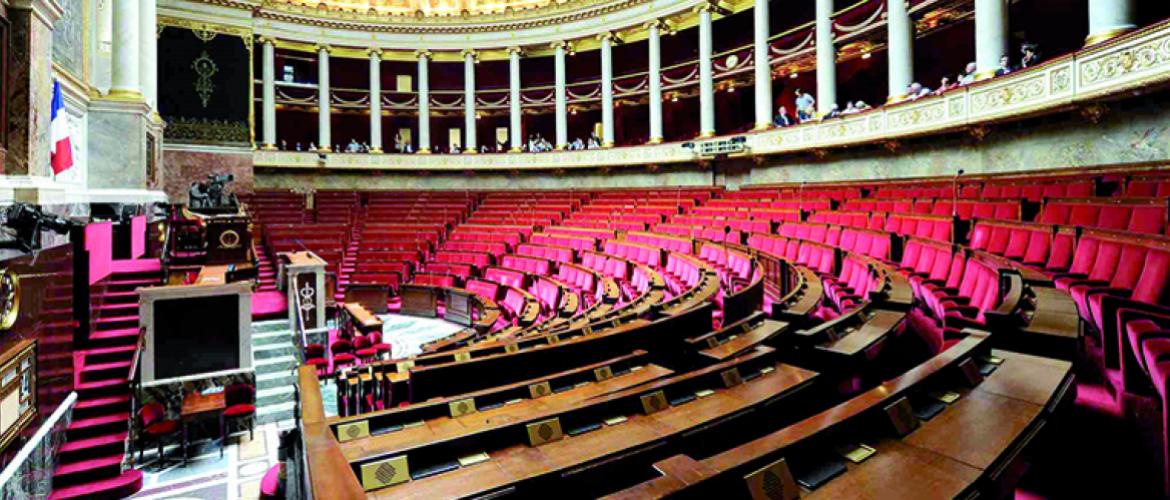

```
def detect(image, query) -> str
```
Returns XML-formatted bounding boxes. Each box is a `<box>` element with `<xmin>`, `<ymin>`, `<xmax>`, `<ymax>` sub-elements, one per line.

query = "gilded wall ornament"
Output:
<box><xmin>192</xmin><ymin>51</ymin><xmax>219</xmax><ymax>107</ymax></box>
<box><xmin>0</xmin><ymin>270</ymin><xmax>21</xmax><ymax>330</ymax></box>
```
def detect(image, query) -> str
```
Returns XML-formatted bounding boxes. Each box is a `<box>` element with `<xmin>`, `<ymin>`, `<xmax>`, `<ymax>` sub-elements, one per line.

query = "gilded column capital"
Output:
<box><xmin>642</xmin><ymin>19</ymin><xmax>665</xmax><ymax>31</ymax></box>
<box><xmin>550</xmin><ymin>40</ymin><xmax>567</xmax><ymax>50</ymax></box>
<box><xmin>315</xmin><ymin>43</ymin><xmax>332</xmax><ymax>54</ymax></box>
<box><xmin>460</xmin><ymin>47</ymin><xmax>478</xmax><ymax>59</ymax></box>
<box><xmin>596</xmin><ymin>31</ymin><xmax>622</xmax><ymax>43</ymax></box>
<box><xmin>366</xmin><ymin>47</ymin><xmax>383</xmax><ymax>58</ymax></box>
<box><xmin>506</xmin><ymin>46</ymin><xmax>525</xmax><ymax>57</ymax></box>
<box><xmin>693</xmin><ymin>1</ymin><xmax>725</xmax><ymax>15</ymax></box>
<box><xmin>414</xmin><ymin>48</ymin><xmax>431</xmax><ymax>60</ymax></box>
<box><xmin>257</xmin><ymin>35</ymin><xmax>276</xmax><ymax>46</ymax></box>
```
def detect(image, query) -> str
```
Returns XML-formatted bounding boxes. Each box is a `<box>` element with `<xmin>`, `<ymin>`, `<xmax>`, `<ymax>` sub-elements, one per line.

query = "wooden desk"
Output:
<box><xmin>340</xmin><ymin>363</ymin><xmax>674</xmax><ymax>461</ymax></box>
<box><xmin>195</xmin><ymin>265</ymin><xmax>229</xmax><ymax>285</ymax></box>
<box><xmin>694</xmin><ymin>318</ymin><xmax>789</xmax><ymax>362</ymax></box>
<box><xmin>816</xmin><ymin>309</ymin><xmax>905</xmax><ymax>358</ymax></box>
<box><xmin>368</xmin><ymin>351</ymin><xmax>818</xmax><ymax>498</ymax></box>
<box><xmin>344</xmin><ymin>302</ymin><xmax>384</xmax><ymax>335</ymax></box>
<box><xmin>807</xmin><ymin>439</ymin><xmax>981</xmax><ymax>498</ymax></box>
<box><xmin>181</xmin><ymin>391</ymin><xmax>225</xmax><ymax>466</ymax></box>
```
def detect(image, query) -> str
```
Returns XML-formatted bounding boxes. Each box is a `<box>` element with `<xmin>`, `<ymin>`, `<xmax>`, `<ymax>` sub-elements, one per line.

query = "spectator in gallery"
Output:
<box><xmin>308</xmin><ymin>142</ymin><xmax>316</xmax><ymax>151</ymax></box>
<box><xmin>907</xmin><ymin>82</ymin><xmax>932</xmax><ymax>100</ymax></box>
<box><xmin>1021</xmin><ymin>42</ymin><xmax>1041</xmax><ymax>69</ymax></box>
<box><xmin>773</xmin><ymin>105</ymin><xmax>793</xmax><ymax>127</ymax></box>
<box><xmin>854</xmin><ymin>100</ymin><xmax>871</xmax><ymax>112</ymax></box>
<box><xmin>996</xmin><ymin>55</ymin><xmax>1012</xmax><ymax>76</ymax></box>
<box><xmin>588</xmin><ymin>131</ymin><xmax>601</xmax><ymax>149</ymax></box>
<box><xmin>295</xmin><ymin>142</ymin><xmax>303</xmax><ymax>151</ymax></box>
<box><xmin>346</xmin><ymin>139</ymin><xmax>361</xmax><ymax>153</ymax></box>
<box><xmin>393</xmin><ymin>133</ymin><xmax>405</xmax><ymax>153</ymax></box>
<box><xmin>842</xmin><ymin>102</ymin><xmax>859</xmax><ymax>115</ymax></box>
<box><xmin>958</xmin><ymin>62</ymin><xmax>977</xmax><ymax>85</ymax></box>
<box><xmin>820</xmin><ymin>103</ymin><xmax>841</xmax><ymax>121</ymax></box>
<box><xmin>934</xmin><ymin>76</ymin><xmax>957</xmax><ymax>95</ymax></box>
<box><xmin>279</xmin><ymin>139</ymin><xmax>287</xmax><ymax>151</ymax></box>
<box><xmin>794</xmin><ymin>89</ymin><xmax>816</xmax><ymax>122</ymax></box>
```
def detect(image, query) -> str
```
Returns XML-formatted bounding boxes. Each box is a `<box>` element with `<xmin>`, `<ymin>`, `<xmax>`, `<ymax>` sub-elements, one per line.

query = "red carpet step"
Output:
<box><xmin>50</xmin><ymin>270</ymin><xmax>160</xmax><ymax>499</ymax></box>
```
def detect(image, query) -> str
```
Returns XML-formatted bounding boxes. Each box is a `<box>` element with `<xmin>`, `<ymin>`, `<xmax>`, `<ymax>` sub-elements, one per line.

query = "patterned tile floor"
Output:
<box><xmin>128</xmin><ymin>419</ymin><xmax>294</xmax><ymax>500</ymax></box>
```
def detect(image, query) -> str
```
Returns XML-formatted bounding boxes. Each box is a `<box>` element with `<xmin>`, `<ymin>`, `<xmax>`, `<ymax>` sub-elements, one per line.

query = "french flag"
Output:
<box><xmin>50</xmin><ymin>80</ymin><xmax>73</xmax><ymax>175</ymax></box>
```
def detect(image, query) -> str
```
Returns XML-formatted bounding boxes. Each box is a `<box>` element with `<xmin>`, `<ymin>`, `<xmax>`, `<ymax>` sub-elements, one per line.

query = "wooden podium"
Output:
<box><xmin>280</xmin><ymin>251</ymin><xmax>327</xmax><ymax>333</ymax></box>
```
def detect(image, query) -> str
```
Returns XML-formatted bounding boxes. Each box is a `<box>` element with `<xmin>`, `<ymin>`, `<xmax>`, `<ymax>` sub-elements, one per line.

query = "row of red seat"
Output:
<box><xmin>515</xmin><ymin>243</ymin><xmax>574</xmax><ymax>265</ymax></box>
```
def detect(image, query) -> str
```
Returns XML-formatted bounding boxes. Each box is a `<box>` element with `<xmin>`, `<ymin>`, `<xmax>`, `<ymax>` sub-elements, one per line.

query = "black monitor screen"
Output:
<box><xmin>153</xmin><ymin>294</ymin><xmax>240</xmax><ymax>380</ymax></box>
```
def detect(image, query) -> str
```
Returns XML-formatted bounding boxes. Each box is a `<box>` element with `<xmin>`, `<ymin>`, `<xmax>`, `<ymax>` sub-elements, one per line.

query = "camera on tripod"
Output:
<box><xmin>189</xmin><ymin>172</ymin><xmax>238</xmax><ymax>211</ymax></box>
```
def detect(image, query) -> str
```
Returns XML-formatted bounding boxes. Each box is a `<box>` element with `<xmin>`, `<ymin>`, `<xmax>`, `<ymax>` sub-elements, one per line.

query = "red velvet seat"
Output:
<box><xmin>330</xmin><ymin>339</ymin><xmax>357</xmax><ymax>372</ymax></box>
<box><xmin>138</xmin><ymin>402</ymin><xmax>181</xmax><ymax>465</ymax></box>
<box><xmin>304</xmin><ymin>343</ymin><xmax>328</xmax><ymax>376</ymax></box>
<box><xmin>222</xmin><ymin>383</ymin><xmax>256</xmax><ymax>447</ymax></box>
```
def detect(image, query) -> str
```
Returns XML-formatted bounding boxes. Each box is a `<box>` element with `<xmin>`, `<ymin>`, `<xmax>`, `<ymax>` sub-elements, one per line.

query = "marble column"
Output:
<box><xmin>368</xmin><ymin>48</ymin><xmax>383</xmax><ymax>153</ymax></box>
<box><xmin>815</xmin><ymin>0</ymin><xmax>837</xmax><ymax>115</ymax></box>
<box><xmin>5</xmin><ymin>0</ymin><xmax>63</xmax><ymax>177</ymax></box>
<box><xmin>508</xmin><ymin>47</ymin><xmax>523</xmax><ymax>152</ymax></box>
<box><xmin>599</xmin><ymin>33</ymin><xmax>616</xmax><ymax>147</ymax></box>
<box><xmin>887</xmin><ymin>0</ymin><xmax>914</xmax><ymax>100</ymax></box>
<box><xmin>462</xmin><ymin>49</ymin><xmax>478</xmax><ymax>152</ymax></box>
<box><xmin>553</xmin><ymin>41</ymin><xmax>568</xmax><ymax>149</ymax></box>
<box><xmin>697</xmin><ymin>4</ymin><xmax>716</xmax><ymax>137</ymax></box>
<box><xmin>261</xmin><ymin>38</ymin><xmax>277</xmax><ymax>150</ymax></box>
<box><xmin>646</xmin><ymin>21</ymin><xmax>664</xmax><ymax>143</ymax></box>
<box><xmin>975</xmin><ymin>0</ymin><xmax>1008</xmax><ymax>80</ymax></box>
<box><xmin>139</xmin><ymin>0</ymin><xmax>157</xmax><ymax>109</ymax></box>
<box><xmin>110</xmin><ymin>0</ymin><xmax>142</xmax><ymax>99</ymax></box>
<box><xmin>753</xmin><ymin>0</ymin><xmax>773</xmax><ymax>130</ymax></box>
<box><xmin>1087</xmin><ymin>0</ymin><xmax>1136</xmax><ymax>45</ymax></box>
<box><xmin>416</xmin><ymin>50</ymin><xmax>432</xmax><ymax>153</ymax></box>
<box><xmin>316</xmin><ymin>45</ymin><xmax>332</xmax><ymax>152</ymax></box>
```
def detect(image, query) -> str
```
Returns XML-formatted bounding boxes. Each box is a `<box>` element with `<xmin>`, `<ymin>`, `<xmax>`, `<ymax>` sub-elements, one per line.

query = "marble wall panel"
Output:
<box><xmin>52</xmin><ymin>0</ymin><xmax>84</xmax><ymax>78</ymax></box>
<box><xmin>87</xmin><ymin>110</ymin><xmax>146</xmax><ymax>189</ymax></box>
<box><xmin>163</xmin><ymin>147</ymin><xmax>254</xmax><ymax>202</ymax></box>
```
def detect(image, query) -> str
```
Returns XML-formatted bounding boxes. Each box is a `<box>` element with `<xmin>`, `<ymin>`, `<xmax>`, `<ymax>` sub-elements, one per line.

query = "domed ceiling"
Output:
<box><xmin>268</xmin><ymin>0</ymin><xmax>571</xmax><ymax>17</ymax></box>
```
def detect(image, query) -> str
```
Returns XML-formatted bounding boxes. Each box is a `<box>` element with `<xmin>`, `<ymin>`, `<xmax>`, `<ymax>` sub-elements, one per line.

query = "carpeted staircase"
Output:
<box><xmin>255</xmin><ymin>241</ymin><xmax>277</xmax><ymax>293</ymax></box>
<box><xmin>49</xmin><ymin>270</ymin><xmax>160</xmax><ymax>500</ymax></box>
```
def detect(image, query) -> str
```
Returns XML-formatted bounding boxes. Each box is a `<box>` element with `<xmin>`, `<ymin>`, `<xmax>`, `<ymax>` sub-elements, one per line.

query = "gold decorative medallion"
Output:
<box><xmin>593</xmin><ymin>365</ymin><xmax>613</xmax><ymax>382</ymax></box>
<box><xmin>528</xmin><ymin>381</ymin><xmax>551</xmax><ymax>398</ymax></box>
<box><xmin>639</xmin><ymin>390</ymin><xmax>669</xmax><ymax>415</ymax></box>
<box><xmin>721</xmin><ymin>367</ymin><xmax>743</xmax><ymax>388</ymax></box>
<box><xmin>218</xmin><ymin>229</ymin><xmax>241</xmax><ymax>249</ymax></box>
<box><xmin>884</xmin><ymin>396</ymin><xmax>921</xmax><ymax>437</ymax></box>
<box><xmin>525</xmin><ymin>417</ymin><xmax>564</xmax><ymax>446</ymax></box>
<box><xmin>337</xmin><ymin>420</ymin><xmax>370</xmax><ymax>442</ymax></box>
<box><xmin>0</xmin><ymin>270</ymin><xmax>20</xmax><ymax>330</ymax></box>
<box><xmin>359</xmin><ymin>455</ymin><xmax>410</xmax><ymax>490</ymax></box>
<box><xmin>449</xmin><ymin>398</ymin><xmax>477</xmax><ymax>417</ymax></box>
<box><xmin>743</xmin><ymin>458</ymin><xmax>799</xmax><ymax>500</ymax></box>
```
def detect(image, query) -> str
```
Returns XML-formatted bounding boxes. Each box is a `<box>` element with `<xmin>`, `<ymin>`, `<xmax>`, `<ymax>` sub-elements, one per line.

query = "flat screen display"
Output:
<box><xmin>152</xmin><ymin>295</ymin><xmax>240</xmax><ymax>380</ymax></box>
